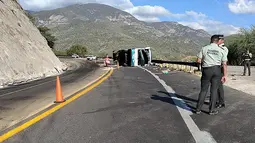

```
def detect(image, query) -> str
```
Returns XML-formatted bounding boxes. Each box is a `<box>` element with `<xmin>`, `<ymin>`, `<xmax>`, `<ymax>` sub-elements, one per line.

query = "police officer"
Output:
<box><xmin>204</xmin><ymin>36</ymin><xmax>227</xmax><ymax>105</ymax></box>
<box><xmin>195</xmin><ymin>35</ymin><xmax>228</xmax><ymax>115</ymax></box>
<box><xmin>216</xmin><ymin>36</ymin><xmax>228</xmax><ymax>109</ymax></box>
<box><xmin>242</xmin><ymin>49</ymin><xmax>252</xmax><ymax>76</ymax></box>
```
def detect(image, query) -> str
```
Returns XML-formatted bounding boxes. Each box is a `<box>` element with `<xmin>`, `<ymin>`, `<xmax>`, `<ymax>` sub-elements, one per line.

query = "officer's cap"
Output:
<box><xmin>211</xmin><ymin>34</ymin><xmax>224</xmax><ymax>42</ymax></box>
<box><xmin>218</xmin><ymin>35</ymin><xmax>224</xmax><ymax>40</ymax></box>
<box><xmin>211</xmin><ymin>35</ymin><xmax>220</xmax><ymax>42</ymax></box>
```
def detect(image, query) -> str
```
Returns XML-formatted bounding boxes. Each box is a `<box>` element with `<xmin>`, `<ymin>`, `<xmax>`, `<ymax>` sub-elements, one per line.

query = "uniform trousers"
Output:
<box><xmin>196</xmin><ymin>65</ymin><xmax>222</xmax><ymax>112</ymax></box>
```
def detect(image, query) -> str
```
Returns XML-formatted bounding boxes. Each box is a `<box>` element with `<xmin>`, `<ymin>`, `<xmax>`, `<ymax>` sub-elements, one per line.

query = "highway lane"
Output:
<box><xmin>0</xmin><ymin>59</ymin><xmax>96</xmax><ymax>96</ymax></box>
<box><xmin>5</xmin><ymin>67</ymin><xmax>195</xmax><ymax>143</ymax></box>
<box><xmin>0</xmin><ymin>60</ymin><xmax>98</xmax><ymax>97</ymax></box>
<box><xmin>0</xmin><ymin>60</ymin><xmax>99</xmax><ymax>130</ymax></box>
<box><xmin>3</xmin><ymin>66</ymin><xmax>255</xmax><ymax>143</ymax></box>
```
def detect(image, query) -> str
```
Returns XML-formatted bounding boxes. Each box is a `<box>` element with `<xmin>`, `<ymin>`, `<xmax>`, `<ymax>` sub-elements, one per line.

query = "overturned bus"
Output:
<box><xmin>113</xmin><ymin>47</ymin><xmax>152</xmax><ymax>67</ymax></box>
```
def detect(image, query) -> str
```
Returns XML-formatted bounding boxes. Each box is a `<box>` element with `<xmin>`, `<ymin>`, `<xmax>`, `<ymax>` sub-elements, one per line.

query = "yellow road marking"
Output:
<box><xmin>0</xmin><ymin>68</ymin><xmax>114</xmax><ymax>142</ymax></box>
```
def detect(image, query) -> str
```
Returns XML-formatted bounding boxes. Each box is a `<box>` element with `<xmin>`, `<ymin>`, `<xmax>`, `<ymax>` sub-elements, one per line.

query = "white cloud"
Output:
<box><xmin>179</xmin><ymin>20</ymin><xmax>240</xmax><ymax>36</ymax></box>
<box><xmin>18</xmin><ymin>0</ymin><xmax>241</xmax><ymax>35</ymax></box>
<box><xmin>124</xmin><ymin>5</ymin><xmax>186</xmax><ymax>22</ymax></box>
<box><xmin>228</xmin><ymin>0</ymin><xmax>255</xmax><ymax>14</ymax></box>
<box><xmin>185</xmin><ymin>11</ymin><xmax>207</xmax><ymax>19</ymax></box>
<box><xmin>125</xmin><ymin>5</ymin><xmax>170</xmax><ymax>17</ymax></box>
<box><xmin>176</xmin><ymin>10</ymin><xmax>240</xmax><ymax>35</ymax></box>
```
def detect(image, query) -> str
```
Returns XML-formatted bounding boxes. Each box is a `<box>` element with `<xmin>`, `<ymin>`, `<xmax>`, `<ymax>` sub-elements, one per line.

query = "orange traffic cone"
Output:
<box><xmin>54</xmin><ymin>76</ymin><xmax>65</xmax><ymax>103</ymax></box>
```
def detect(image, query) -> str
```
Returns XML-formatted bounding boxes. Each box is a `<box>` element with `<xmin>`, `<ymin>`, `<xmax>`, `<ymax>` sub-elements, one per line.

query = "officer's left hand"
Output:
<box><xmin>221</xmin><ymin>76</ymin><xmax>227</xmax><ymax>83</ymax></box>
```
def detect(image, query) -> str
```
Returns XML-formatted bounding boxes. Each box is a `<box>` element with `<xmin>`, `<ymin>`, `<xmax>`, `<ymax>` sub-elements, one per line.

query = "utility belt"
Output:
<box><xmin>202</xmin><ymin>65</ymin><xmax>221</xmax><ymax>72</ymax></box>
<box><xmin>201</xmin><ymin>65</ymin><xmax>223</xmax><ymax>76</ymax></box>
<box><xmin>202</xmin><ymin>65</ymin><xmax>221</xmax><ymax>69</ymax></box>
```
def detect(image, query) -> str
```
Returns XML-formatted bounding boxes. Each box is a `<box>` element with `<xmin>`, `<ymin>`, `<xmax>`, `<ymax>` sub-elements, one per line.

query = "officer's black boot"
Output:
<box><xmin>209</xmin><ymin>110</ymin><xmax>219</xmax><ymax>115</ymax></box>
<box><xmin>216</xmin><ymin>103</ymin><xmax>225</xmax><ymax>109</ymax></box>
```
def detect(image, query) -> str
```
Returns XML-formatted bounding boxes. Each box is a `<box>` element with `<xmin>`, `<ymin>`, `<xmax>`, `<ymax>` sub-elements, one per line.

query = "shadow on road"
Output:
<box><xmin>159</xmin><ymin>91</ymin><xmax>198</xmax><ymax>103</ymax></box>
<box><xmin>151</xmin><ymin>91</ymin><xmax>209</xmax><ymax>114</ymax></box>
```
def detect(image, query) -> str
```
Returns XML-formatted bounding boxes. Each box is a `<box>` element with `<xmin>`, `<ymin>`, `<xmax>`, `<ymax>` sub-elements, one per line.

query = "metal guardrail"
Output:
<box><xmin>151</xmin><ymin>60</ymin><xmax>201</xmax><ymax>72</ymax></box>
<box><xmin>151</xmin><ymin>60</ymin><xmax>200</xmax><ymax>67</ymax></box>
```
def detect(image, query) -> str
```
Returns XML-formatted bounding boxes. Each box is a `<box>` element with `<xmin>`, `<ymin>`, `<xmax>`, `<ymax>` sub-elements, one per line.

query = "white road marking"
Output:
<box><xmin>139</xmin><ymin>66</ymin><xmax>217</xmax><ymax>143</ymax></box>
<box><xmin>153</xmin><ymin>73</ymin><xmax>163</xmax><ymax>75</ymax></box>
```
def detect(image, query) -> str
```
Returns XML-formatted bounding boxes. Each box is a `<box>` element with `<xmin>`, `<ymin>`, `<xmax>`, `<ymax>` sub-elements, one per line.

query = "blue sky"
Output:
<box><xmin>131</xmin><ymin>0</ymin><xmax>254</xmax><ymax>28</ymax></box>
<box><xmin>19</xmin><ymin>0</ymin><xmax>255</xmax><ymax>35</ymax></box>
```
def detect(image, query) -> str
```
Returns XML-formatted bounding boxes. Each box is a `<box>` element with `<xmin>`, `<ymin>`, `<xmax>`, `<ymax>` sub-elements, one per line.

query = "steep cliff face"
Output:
<box><xmin>0</xmin><ymin>0</ymin><xmax>66</xmax><ymax>88</ymax></box>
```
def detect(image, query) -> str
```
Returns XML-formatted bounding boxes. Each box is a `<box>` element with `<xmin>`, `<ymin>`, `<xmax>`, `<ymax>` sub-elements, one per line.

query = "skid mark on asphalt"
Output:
<box><xmin>139</xmin><ymin>66</ymin><xmax>217</xmax><ymax>143</ymax></box>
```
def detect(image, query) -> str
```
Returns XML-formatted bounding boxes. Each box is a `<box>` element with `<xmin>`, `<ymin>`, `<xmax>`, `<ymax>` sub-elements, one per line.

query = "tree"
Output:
<box><xmin>226</xmin><ymin>25</ymin><xmax>255</xmax><ymax>65</ymax></box>
<box><xmin>66</xmin><ymin>45</ymin><xmax>88</xmax><ymax>57</ymax></box>
<box><xmin>52</xmin><ymin>49</ymin><xmax>67</xmax><ymax>56</ymax></box>
<box><xmin>24</xmin><ymin>12</ymin><xmax>56</xmax><ymax>49</ymax></box>
<box><xmin>38</xmin><ymin>26</ymin><xmax>57</xmax><ymax>49</ymax></box>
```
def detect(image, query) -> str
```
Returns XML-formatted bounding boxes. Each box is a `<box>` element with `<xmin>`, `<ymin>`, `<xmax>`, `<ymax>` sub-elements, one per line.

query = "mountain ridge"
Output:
<box><xmin>31</xmin><ymin>3</ymin><xmax>211</xmax><ymax>60</ymax></box>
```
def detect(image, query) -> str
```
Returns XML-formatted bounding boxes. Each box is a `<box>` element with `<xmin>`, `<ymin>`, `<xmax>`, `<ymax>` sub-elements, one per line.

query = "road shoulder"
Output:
<box><xmin>147</xmin><ymin>66</ymin><xmax>255</xmax><ymax>143</ymax></box>
<box><xmin>0</xmin><ymin>67</ymin><xmax>110</xmax><ymax>132</ymax></box>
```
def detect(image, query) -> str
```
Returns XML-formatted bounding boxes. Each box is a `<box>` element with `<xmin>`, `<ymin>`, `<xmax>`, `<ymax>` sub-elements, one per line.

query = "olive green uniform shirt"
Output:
<box><xmin>220</xmin><ymin>45</ymin><xmax>228</xmax><ymax>57</ymax></box>
<box><xmin>197</xmin><ymin>43</ymin><xmax>228</xmax><ymax>67</ymax></box>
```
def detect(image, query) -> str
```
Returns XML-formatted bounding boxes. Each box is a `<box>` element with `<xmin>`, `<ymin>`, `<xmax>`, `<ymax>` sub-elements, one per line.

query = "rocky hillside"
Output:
<box><xmin>0</xmin><ymin>0</ymin><xmax>66</xmax><ymax>88</ymax></box>
<box><xmin>31</xmin><ymin>3</ymin><xmax>211</xmax><ymax>60</ymax></box>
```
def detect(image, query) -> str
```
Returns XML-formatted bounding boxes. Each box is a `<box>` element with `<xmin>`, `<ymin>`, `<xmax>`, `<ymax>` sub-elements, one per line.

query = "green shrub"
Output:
<box><xmin>52</xmin><ymin>49</ymin><xmax>67</xmax><ymax>56</ymax></box>
<box><xmin>226</xmin><ymin>25</ymin><xmax>255</xmax><ymax>65</ymax></box>
<box><xmin>38</xmin><ymin>26</ymin><xmax>57</xmax><ymax>49</ymax></box>
<box><xmin>25</xmin><ymin>12</ymin><xmax>57</xmax><ymax>49</ymax></box>
<box><xmin>66</xmin><ymin>44</ymin><xmax>88</xmax><ymax>57</ymax></box>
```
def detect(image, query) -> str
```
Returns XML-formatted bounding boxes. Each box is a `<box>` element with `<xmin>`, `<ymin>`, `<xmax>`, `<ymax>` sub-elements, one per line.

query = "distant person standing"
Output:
<box><xmin>104</xmin><ymin>54</ymin><xmax>110</xmax><ymax>67</ymax></box>
<box><xmin>242</xmin><ymin>50</ymin><xmax>252</xmax><ymax>76</ymax></box>
<box><xmin>195</xmin><ymin>35</ymin><xmax>228</xmax><ymax>115</ymax></box>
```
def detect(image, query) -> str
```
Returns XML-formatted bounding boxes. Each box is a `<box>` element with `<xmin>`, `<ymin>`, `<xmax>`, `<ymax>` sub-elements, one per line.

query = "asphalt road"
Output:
<box><xmin>0</xmin><ymin>60</ymin><xmax>99</xmax><ymax>129</ymax></box>
<box><xmin>3</xmin><ymin>66</ymin><xmax>255</xmax><ymax>143</ymax></box>
<box><xmin>0</xmin><ymin>60</ymin><xmax>98</xmax><ymax>96</ymax></box>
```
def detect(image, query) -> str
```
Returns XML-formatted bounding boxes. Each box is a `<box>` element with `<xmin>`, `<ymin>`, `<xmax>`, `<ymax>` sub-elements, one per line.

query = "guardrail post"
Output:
<box><xmin>170</xmin><ymin>64</ymin><xmax>173</xmax><ymax>70</ymax></box>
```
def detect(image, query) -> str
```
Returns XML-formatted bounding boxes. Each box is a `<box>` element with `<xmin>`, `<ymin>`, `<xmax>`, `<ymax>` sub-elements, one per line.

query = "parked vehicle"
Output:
<box><xmin>87</xmin><ymin>55</ymin><xmax>97</xmax><ymax>60</ymax></box>
<box><xmin>71</xmin><ymin>54</ymin><xmax>80</xmax><ymax>58</ymax></box>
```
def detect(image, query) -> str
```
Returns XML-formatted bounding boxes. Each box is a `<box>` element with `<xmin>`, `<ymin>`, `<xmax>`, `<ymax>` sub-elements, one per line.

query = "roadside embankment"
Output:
<box><xmin>154</xmin><ymin>63</ymin><xmax>255</xmax><ymax>96</ymax></box>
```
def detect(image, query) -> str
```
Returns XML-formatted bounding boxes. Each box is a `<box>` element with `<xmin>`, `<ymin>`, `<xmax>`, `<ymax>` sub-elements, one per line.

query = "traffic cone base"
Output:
<box><xmin>54</xmin><ymin>100</ymin><xmax>66</xmax><ymax>103</ymax></box>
